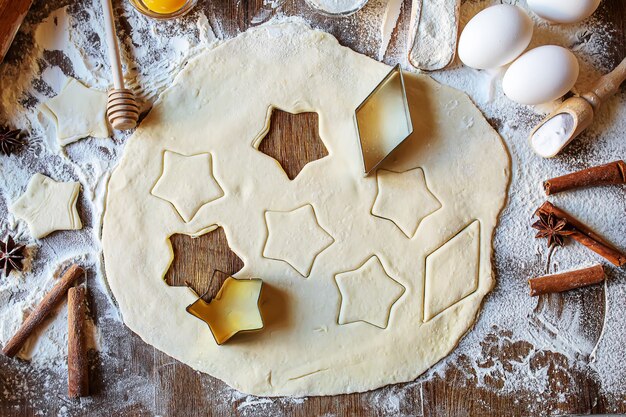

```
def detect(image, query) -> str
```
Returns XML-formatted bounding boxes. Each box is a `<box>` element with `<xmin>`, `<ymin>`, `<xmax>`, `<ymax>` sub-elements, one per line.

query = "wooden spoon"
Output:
<box><xmin>529</xmin><ymin>57</ymin><xmax>626</xmax><ymax>158</ymax></box>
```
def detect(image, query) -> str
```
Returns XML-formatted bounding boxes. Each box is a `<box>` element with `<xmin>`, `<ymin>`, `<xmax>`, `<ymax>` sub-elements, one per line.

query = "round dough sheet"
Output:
<box><xmin>102</xmin><ymin>22</ymin><xmax>510</xmax><ymax>396</ymax></box>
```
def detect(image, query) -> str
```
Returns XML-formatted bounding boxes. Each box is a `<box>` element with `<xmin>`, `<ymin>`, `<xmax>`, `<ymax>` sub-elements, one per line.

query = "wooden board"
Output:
<box><xmin>0</xmin><ymin>1</ymin><xmax>625</xmax><ymax>416</ymax></box>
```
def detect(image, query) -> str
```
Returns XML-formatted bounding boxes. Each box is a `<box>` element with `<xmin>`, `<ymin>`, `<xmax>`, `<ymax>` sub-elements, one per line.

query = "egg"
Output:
<box><xmin>458</xmin><ymin>5</ymin><xmax>533</xmax><ymax>70</ymax></box>
<box><xmin>502</xmin><ymin>45</ymin><xmax>579</xmax><ymax>105</ymax></box>
<box><xmin>527</xmin><ymin>0</ymin><xmax>601</xmax><ymax>24</ymax></box>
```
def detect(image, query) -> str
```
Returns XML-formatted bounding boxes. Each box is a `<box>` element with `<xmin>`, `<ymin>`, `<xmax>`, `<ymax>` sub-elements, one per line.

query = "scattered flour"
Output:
<box><xmin>0</xmin><ymin>0</ymin><xmax>624</xmax><ymax>415</ymax></box>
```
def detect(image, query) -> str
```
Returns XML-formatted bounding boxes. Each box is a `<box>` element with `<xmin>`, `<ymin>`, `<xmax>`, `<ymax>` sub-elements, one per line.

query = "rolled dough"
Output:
<box><xmin>102</xmin><ymin>22</ymin><xmax>510</xmax><ymax>396</ymax></box>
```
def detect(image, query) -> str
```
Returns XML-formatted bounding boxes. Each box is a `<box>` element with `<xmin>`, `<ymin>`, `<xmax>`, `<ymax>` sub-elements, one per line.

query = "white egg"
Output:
<box><xmin>527</xmin><ymin>0</ymin><xmax>601</xmax><ymax>24</ymax></box>
<box><xmin>458</xmin><ymin>4</ymin><xmax>533</xmax><ymax>70</ymax></box>
<box><xmin>502</xmin><ymin>45</ymin><xmax>579</xmax><ymax>105</ymax></box>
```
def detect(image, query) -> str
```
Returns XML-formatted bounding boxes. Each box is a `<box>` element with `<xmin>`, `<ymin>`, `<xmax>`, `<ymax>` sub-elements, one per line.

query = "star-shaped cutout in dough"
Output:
<box><xmin>186</xmin><ymin>277</ymin><xmax>264</xmax><ymax>345</ymax></box>
<box><xmin>335</xmin><ymin>256</ymin><xmax>405</xmax><ymax>329</ymax></box>
<box><xmin>372</xmin><ymin>167</ymin><xmax>441</xmax><ymax>238</ymax></box>
<box><xmin>10</xmin><ymin>173</ymin><xmax>82</xmax><ymax>239</ymax></box>
<box><xmin>263</xmin><ymin>204</ymin><xmax>334</xmax><ymax>277</ymax></box>
<box><xmin>151</xmin><ymin>151</ymin><xmax>224</xmax><ymax>223</ymax></box>
<box><xmin>41</xmin><ymin>77</ymin><xmax>110</xmax><ymax>146</ymax></box>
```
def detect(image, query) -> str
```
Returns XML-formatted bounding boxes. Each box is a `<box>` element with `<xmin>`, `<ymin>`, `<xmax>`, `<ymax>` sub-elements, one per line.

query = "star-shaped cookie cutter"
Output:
<box><xmin>185</xmin><ymin>270</ymin><xmax>264</xmax><ymax>345</ymax></box>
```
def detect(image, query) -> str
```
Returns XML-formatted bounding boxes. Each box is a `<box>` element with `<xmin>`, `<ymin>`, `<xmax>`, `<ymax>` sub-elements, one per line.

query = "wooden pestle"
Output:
<box><xmin>529</xmin><ymin>57</ymin><xmax>626</xmax><ymax>158</ymax></box>
<box><xmin>100</xmin><ymin>0</ymin><xmax>139</xmax><ymax>130</ymax></box>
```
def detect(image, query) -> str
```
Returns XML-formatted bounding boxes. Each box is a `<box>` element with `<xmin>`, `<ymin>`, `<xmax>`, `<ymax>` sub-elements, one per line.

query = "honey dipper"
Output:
<box><xmin>529</xmin><ymin>57</ymin><xmax>626</xmax><ymax>158</ymax></box>
<box><xmin>100</xmin><ymin>0</ymin><xmax>139</xmax><ymax>130</ymax></box>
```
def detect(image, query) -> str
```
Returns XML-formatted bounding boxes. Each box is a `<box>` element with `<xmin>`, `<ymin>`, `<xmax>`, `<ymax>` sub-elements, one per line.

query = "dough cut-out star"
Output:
<box><xmin>10</xmin><ymin>173</ymin><xmax>82</xmax><ymax>239</ymax></box>
<box><xmin>151</xmin><ymin>151</ymin><xmax>224</xmax><ymax>223</ymax></box>
<box><xmin>335</xmin><ymin>256</ymin><xmax>405</xmax><ymax>328</ymax></box>
<box><xmin>186</xmin><ymin>277</ymin><xmax>263</xmax><ymax>345</ymax></box>
<box><xmin>372</xmin><ymin>168</ymin><xmax>441</xmax><ymax>238</ymax></box>
<box><xmin>41</xmin><ymin>77</ymin><xmax>110</xmax><ymax>146</ymax></box>
<box><xmin>263</xmin><ymin>204</ymin><xmax>334</xmax><ymax>277</ymax></box>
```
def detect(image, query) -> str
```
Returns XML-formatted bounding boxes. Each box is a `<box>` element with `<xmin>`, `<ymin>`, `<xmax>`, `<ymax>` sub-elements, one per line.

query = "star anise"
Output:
<box><xmin>0</xmin><ymin>126</ymin><xmax>26</xmax><ymax>155</ymax></box>
<box><xmin>532</xmin><ymin>212</ymin><xmax>574</xmax><ymax>248</ymax></box>
<box><xmin>0</xmin><ymin>236</ymin><xmax>26</xmax><ymax>277</ymax></box>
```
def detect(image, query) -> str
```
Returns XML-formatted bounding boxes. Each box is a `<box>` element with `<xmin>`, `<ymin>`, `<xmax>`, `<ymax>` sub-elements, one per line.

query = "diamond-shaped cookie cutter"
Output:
<box><xmin>185</xmin><ymin>270</ymin><xmax>264</xmax><ymax>345</ymax></box>
<box><xmin>354</xmin><ymin>64</ymin><xmax>414</xmax><ymax>176</ymax></box>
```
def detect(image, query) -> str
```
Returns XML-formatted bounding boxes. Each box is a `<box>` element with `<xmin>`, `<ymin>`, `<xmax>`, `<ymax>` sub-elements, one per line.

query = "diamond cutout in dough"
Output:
<box><xmin>10</xmin><ymin>173</ymin><xmax>82</xmax><ymax>239</ymax></box>
<box><xmin>263</xmin><ymin>204</ymin><xmax>334</xmax><ymax>277</ymax></box>
<box><xmin>372</xmin><ymin>168</ymin><xmax>441</xmax><ymax>238</ymax></box>
<box><xmin>151</xmin><ymin>151</ymin><xmax>224</xmax><ymax>223</ymax></box>
<box><xmin>423</xmin><ymin>221</ymin><xmax>480</xmax><ymax>322</ymax></box>
<box><xmin>335</xmin><ymin>256</ymin><xmax>405</xmax><ymax>329</ymax></box>
<box><xmin>41</xmin><ymin>77</ymin><xmax>110</xmax><ymax>146</ymax></box>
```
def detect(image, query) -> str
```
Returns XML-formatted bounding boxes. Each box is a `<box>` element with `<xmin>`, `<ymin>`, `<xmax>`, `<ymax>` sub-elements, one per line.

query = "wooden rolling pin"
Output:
<box><xmin>0</xmin><ymin>0</ymin><xmax>34</xmax><ymax>63</ymax></box>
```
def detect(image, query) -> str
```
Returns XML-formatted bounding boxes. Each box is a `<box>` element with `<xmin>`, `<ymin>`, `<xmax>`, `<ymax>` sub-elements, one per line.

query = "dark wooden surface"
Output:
<box><xmin>0</xmin><ymin>0</ymin><xmax>625</xmax><ymax>416</ymax></box>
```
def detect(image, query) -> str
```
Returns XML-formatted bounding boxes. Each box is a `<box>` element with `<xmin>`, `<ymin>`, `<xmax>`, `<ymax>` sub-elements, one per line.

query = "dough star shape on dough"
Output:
<box><xmin>10</xmin><ymin>173</ymin><xmax>82</xmax><ymax>239</ymax></box>
<box><xmin>335</xmin><ymin>256</ymin><xmax>405</xmax><ymax>328</ymax></box>
<box><xmin>372</xmin><ymin>168</ymin><xmax>441</xmax><ymax>238</ymax></box>
<box><xmin>263</xmin><ymin>204</ymin><xmax>334</xmax><ymax>277</ymax></box>
<box><xmin>151</xmin><ymin>151</ymin><xmax>224</xmax><ymax>222</ymax></box>
<box><xmin>41</xmin><ymin>77</ymin><xmax>110</xmax><ymax>146</ymax></box>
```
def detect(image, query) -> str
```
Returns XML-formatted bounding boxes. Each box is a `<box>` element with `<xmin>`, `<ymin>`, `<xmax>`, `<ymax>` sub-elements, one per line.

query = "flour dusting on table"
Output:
<box><xmin>0</xmin><ymin>0</ymin><xmax>624</xmax><ymax>414</ymax></box>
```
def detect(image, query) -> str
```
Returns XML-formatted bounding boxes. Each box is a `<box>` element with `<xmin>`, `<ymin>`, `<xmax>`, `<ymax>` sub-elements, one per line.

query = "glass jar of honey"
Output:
<box><xmin>129</xmin><ymin>0</ymin><xmax>197</xmax><ymax>19</ymax></box>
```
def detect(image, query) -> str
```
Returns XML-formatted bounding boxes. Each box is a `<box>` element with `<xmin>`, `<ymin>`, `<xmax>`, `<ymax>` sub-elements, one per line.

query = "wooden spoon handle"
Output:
<box><xmin>583</xmin><ymin>57</ymin><xmax>626</xmax><ymax>110</ymax></box>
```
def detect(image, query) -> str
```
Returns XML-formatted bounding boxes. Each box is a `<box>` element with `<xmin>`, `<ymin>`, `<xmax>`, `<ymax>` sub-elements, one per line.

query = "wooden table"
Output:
<box><xmin>1</xmin><ymin>0</ymin><xmax>625</xmax><ymax>416</ymax></box>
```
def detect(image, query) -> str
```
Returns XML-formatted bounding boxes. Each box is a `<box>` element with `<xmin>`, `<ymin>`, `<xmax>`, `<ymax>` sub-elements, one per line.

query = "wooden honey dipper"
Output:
<box><xmin>100</xmin><ymin>0</ymin><xmax>139</xmax><ymax>130</ymax></box>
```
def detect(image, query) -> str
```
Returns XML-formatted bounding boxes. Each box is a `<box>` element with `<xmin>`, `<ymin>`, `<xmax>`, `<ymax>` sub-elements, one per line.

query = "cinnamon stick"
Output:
<box><xmin>529</xmin><ymin>264</ymin><xmax>605</xmax><ymax>296</ymax></box>
<box><xmin>544</xmin><ymin>160</ymin><xmax>626</xmax><ymax>195</ymax></box>
<box><xmin>68</xmin><ymin>286</ymin><xmax>89</xmax><ymax>398</ymax></box>
<box><xmin>2</xmin><ymin>264</ymin><xmax>84</xmax><ymax>358</ymax></box>
<box><xmin>536</xmin><ymin>202</ymin><xmax>626</xmax><ymax>267</ymax></box>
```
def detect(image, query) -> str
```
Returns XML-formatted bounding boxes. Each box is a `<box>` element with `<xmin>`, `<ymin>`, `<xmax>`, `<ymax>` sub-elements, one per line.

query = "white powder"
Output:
<box><xmin>408</xmin><ymin>0</ymin><xmax>459</xmax><ymax>70</ymax></box>
<box><xmin>531</xmin><ymin>112</ymin><xmax>575</xmax><ymax>157</ymax></box>
<box><xmin>0</xmin><ymin>0</ymin><xmax>625</xmax><ymax>414</ymax></box>
<box><xmin>305</xmin><ymin>0</ymin><xmax>368</xmax><ymax>16</ymax></box>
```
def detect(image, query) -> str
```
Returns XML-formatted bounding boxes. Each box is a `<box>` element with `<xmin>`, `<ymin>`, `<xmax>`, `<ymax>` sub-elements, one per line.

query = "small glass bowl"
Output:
<box><xmin>304</xmin><ymin>0</ymin><xmax>368</xmax><ymax>17</ymax></box>
<box><xmin>129</xmin><ymin>0</ymin><xmax>197</xmax><ymax>20</ymax></box>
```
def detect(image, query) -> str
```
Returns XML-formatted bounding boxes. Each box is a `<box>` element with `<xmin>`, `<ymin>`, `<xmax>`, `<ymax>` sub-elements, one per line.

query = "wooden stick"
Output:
<box><xmin>529</xmin><ymin>264</ymin><xmax>605</xmax><ymax>296</ymax></box>
<box><xmin>582</xmin><ymin>57</ymin><xmax>626</xmax><ymax>111</ymax></box>
<box><xmin>2</xmin><ymin>264</ymin><xmax>84</xmax><ymax>358</ymax></box>
<box><xmin>0</xmin><ymin>0</ymin><xmax>34</xmax><ymax>63</ymax></box>
<box><xmin>536</xmin><ymin>202</ymin><xmax>626</xmax><ymax>267</ymax></box>
<box><xmin>544</xmin><ymin>160</ymin><xmax>626</xmax><ymax>195</ymax></box>
<box><xmin>68</xmin><ymin>286</ymin><xmax>89</xmax><ymax>398</ymax></box>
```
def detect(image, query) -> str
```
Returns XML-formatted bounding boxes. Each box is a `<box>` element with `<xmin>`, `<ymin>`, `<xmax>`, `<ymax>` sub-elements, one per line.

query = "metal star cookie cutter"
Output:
<box><xmin>354</xmin><ymin>64</ymin><xmax>413</xmax><ymax>176</ymax></box>
<box><xmin>185</xmin><ymin>270</ymin><xmax>264</xmax><ymax>345</ymax></box>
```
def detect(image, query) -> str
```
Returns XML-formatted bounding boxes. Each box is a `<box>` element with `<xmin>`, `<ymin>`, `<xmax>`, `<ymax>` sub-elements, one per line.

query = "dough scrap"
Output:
<box><xmin>11</xmin><ymin>173</ymin><xmax>82</xmax><ymax>239</ymax></box>
<box><xmin>151</xmin><ymin>151</ymin><xmax>224</xmax><ymax>222</ymax></box>
<box><xmin>335</xmin><ymin>255</ymin><xmax>405</xmax><ymax>328</ymax></box>
<box><xmin>102</xmin><ymin>22</ymin><xmax>510</xmax><ymax>396</ymax></box>
<box><xmin>263</xmin><ymin>204</ymin><xmax>334</xmax><ymax>277</ymax></box>
<box><xmin>41</xmin><ymin>77</ymin><xmax>110</xmax><ymax>146</ymax></box>
<box><xmin>372</xmin><ymin>168</ymin><xmax>441</xmax><ymax>238</ymax></box>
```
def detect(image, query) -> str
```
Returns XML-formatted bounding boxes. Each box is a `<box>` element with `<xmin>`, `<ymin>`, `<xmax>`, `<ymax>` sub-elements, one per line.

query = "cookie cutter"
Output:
<box><xmin>185</xmin><ymin>270</ymin><xmax>264</xmax><ymax>345</ymax></box>
<box><xmin>354</xmin><ymin>64</ymin><xmax>413</xmax><ymax>176</ymax></box>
